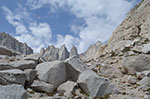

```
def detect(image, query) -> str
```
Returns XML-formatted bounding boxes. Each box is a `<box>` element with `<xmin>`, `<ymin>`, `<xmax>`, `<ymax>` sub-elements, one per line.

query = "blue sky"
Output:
<box><xmin>0</xmin><ymin>0</ymin><xmax>141</xmax><ymax>53</ymax></box>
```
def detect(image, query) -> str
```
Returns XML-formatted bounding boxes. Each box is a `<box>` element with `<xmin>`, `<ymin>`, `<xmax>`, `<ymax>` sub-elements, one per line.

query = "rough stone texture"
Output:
<box><xmin>58</xmin><ymin>45</ymin><xmax>69</xmax><ymax>61</ymax></box>
<box><xmin>0</xmin><ymin>84</ymin><xmax>28</xmax><ymax>99</ymax></box>
<box><xmin>69</xmin><ymin>45</ymin><xmax>79</xmax><ymax>58</ymax></box>
<box><xmin>9</xmin><ymin>60</ymin><xmax>37</xmax><ymax>70</ymax></box>
<box><xmin>57</xmin><ymin>81</ymin><xmax>77</xmax><ymax>97</ymax></box>
<box><xmin>65</xmin><ymin>56</ymin><xmax>87</xmax><ymax>72</ymax></box>
<box><xmin>36</xmin><ymin>61</ymin><xmax>67</xmax><ymax>87</ymax></box>
<box><xmin>24</xmin><ymin>69</ymin><xmax>37</xmax><ymax>86</ymax></box>
<box><xmin>31</xmin><ymin>80</ymin><xmax>55</xmax><ymax>94</ymax></box>
<box><xmin>0</xmin><ymin>32</ymin><xmax>33</xmax><ymax>55</ymax></box>
<box><xmin>0</xmin><ymin>63</ymin><xmax>13</xmax><ymax>70</ymax></box>
<box><xmin>142</xmin><ymin>43</ymin><xmax>150</xmax><ymax>54</ymax></box>
<box><xmin>122</xmin><ymin>54</ymin><xmax>150</xmax><ymax>75</ymax></box>
<box><xmin>42</xmin><ymin>45</ymin><xmax>59</xmax><ymax>61</ymax></box>
<box><xmin>0</xmin><ymin>69</ymin><xmax>27</xmax><ymax>85</ymax></box>
<box><xmin>80</xmin><ymin>41</ymin><xmax>102</xmax><ymax>61</ymax></box>
<box><xmin>24</xmin><ymin>54</ymin><xmax>40</xmax><ymax>63</ymax></box>
<box><xmin>0</xmin><ymin>46</ymin><xmax>19</xmax><ymax>56</ymax></box>
<box><xmin>137</xmin><ymin>77</ymin><xmax>150</xmax><ymax>86</ymax></box>
<box><xmin>77</xmin><ymin>70</ymin><xmax>117</xmax><ymax>98</ymax></box>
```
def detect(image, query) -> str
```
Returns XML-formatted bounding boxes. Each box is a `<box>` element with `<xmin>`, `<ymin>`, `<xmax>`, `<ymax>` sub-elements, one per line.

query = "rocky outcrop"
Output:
<box><xmin>42</xmin><ymin>45</ymin><xmax>59</xmax><ymax>61</ymax></box>
<box><xmin>0</xmin><ymin>46</ymin><xmax>19</xmax><ymax>56</ymax></box>
<box><xmin>0</xmin><ymin>84</ymin><xmax>28</xmax><ymax>99</ymax></box>
<box><xmin>80</xmin><ymin>41</ymin><xmax>102</xmax><ymax>61</ymax></box>
<box><xmin>58</xmin><ymin>45</ymin><xmax>69</xmax><ymax>61</ymax></box>
<box><xmin>0</xmin><ymin>32</ymin><xmax>33</xmax><ymax>55</ymax></box>
<box><xmin>69</xmin><ymin>45</ymin><xmax>79</xmax><ymax>58</ymax></box>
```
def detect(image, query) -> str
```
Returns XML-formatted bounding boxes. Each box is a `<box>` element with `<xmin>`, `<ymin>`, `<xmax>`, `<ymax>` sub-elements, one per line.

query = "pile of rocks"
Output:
<box><xmin>0</xmin><ymin>44</ymin><xmax>119</xmax><ymax>99</ymax></box>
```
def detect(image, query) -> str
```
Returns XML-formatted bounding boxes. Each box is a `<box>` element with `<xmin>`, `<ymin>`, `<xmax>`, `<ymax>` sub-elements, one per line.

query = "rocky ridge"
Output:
<box><xmin>0</xmin><ymin>32</ymin><xmax>33</xmax><ymax>55</ymax></box>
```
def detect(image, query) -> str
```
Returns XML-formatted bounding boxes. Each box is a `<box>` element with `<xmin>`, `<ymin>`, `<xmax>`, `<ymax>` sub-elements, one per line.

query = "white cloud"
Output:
<box><xmin>1</xmin><ymin>6</ymin><xmax>52</xmax><ymax>53</ymax></box>
<box><xmin>29</xmin><ymin>22</ymin><xmax>52</xmax><ymax>44</ymax></box>
<box><xmin>27</xmin><ymin>0</ymin><xmax>136</xmax><ymax>53</ymax></box>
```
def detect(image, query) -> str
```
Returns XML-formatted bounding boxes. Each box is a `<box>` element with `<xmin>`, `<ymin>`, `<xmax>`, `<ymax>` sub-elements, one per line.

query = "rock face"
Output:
<box><xmin>65</xmin><ymin>56</ymin><xmax>87</xmax><ymax>72</ymax></box>
<box><xmin>77</xmin><ymin>70</ymin><xmax>118</xmax><ymax>98</ymax></box>
<box><xmin>0</xmin><ymin>32</ymin><xmax>33</xmax><ymax>55</ymax></box>
<box><xmin>42</xmin><ymin>45</ymin><xmax>59</xmax><ymax>61</ymax></box>
<box><xmin>0</xmin><ymin>84</ymin><xmax>28</xmax><ymax>99</ymax></box>
<box><xmin>57</xmin><ymin>81</ymin><xmax>77</xmax><ymax>97</ymax></box>
<box><xmin>0</xmin><ymin>69</ymin><xmax>27</xmax><ymax>85</ymax></box>
<box><xmin>36</xmin><ymin>61</ymin><xmax>67</xmax><ymax>87</ymax></box>
<box><xmin>69</xmin><ymin>45</ymin><xmax>79</xmax><ymax>58</ymax></box>
<box><xmin>31</xmin><ymin>80</ymin><xmax>56</xmax><ymax>94</ymax></box>
<box><xmin>0</xmin><ymin>46</ymin><xmax>19</xmax><ymax>56</ymax></box>
<box><xmin>101</xmin><ymin>0</ymin><xmax>150</xmax><ymax>56</ymax></box>
<box><xmin>80</xmin><ymin>41</ymin><xmax>102</xmax><ymax>61</ymax></box>
<box><xmin>41</xmin><ymin>45</ymin><xmax>70</xmax><ymax>61</ymax></box>
<box><xmin>58</xmin><ymin>45</ymin><xmax>69</xmax><ymax>61</ymax></box>
<box><xmin>122</xmin><ymin>54</ymin><xmax>150</xmax><ymax>75</ymax></box>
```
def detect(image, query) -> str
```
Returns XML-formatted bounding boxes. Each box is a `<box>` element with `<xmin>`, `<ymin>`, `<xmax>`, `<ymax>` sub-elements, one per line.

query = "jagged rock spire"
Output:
<box><xmin>69</xmin><ymin>45</ymin><xmax>79</xmax><ymax>58</ymax></box>
<box><xmin>58</xmin><ymin>44</ymin><xmax>69</xmax><ymax>61</ymax></box>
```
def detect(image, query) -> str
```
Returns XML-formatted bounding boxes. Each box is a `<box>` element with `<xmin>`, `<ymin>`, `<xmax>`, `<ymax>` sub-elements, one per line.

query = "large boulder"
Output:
<box><xmin>65</xmin><ymin>56</ymin><xmax>87</xmax><ymax>72</ymax></box>
<box><xmin>77</xmin><ymin>70</ymin><xmax>118</xmax><ymax>98</ymax></box>
<box><xmin>0</xmin><ymin>84</ymin><xmax>28</xmax><ymax>99</ymax></box>
<box><xmin>57</xmin><ymin>81</ymin><xmax>77</xmax><ymax>97</ymax></box>
<box><xmin>58</xmin><ymin>45</ymin><xmax>69</xmax><ymax>61</ymax></box>
<box><xmin>31</xmin><ymin>80</ymin><xmax>56</xmax><ymax>94</ymax></box>
<box><xmin>36</xmin><ymin>61</ymin><xmax>67</xmax><ymax>87</ymax></box>
<box><xmin>24</xmin><ymin>69</ymin><xmax>37</xmax><ymax>86</ymax></box>
<box><xmin>0</xmin><ymin>69</ymin><xmax>27</xmax><ymax>85</ymax></box>
<box><xmin>9</xmin><ymin>60</ymin><xmax>37</xmax><ymax>70</ymax></box>
<box><xmin>69</xmin><ymin>45</ymin><xmax>79</xmax><ymax>58</ymax></box>
<box><xmin>122</xmin><ymin>54</ymin><xmax>150</xmax><ymax>75</ymax></box>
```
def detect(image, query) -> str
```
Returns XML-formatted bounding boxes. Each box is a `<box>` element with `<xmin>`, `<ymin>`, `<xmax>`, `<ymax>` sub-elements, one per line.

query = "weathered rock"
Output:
<box><xmin>31</xmin><ymin>80</ymin><xmax>55</xmax><ymax>94</ymax></box>
<box><xmin>142</xmin><ymin>43</ymin><xmax>150</xmax><ymax>54</ymax></box>
<box><xmin>0</xmin><ymin>84</ymin><xmax>28</xmax><ymax>99</ymax></box>
<box><xmin>42</xmin><ymin>45</ymin><xmax>59</xmax><ymax>61</ymax></box>
<box><xmin>127</xmin><ymin>75</ymin><xmax>137</xmax><ymax>85</ymax></box>
<box><xmin>24</xmin><ymin>54</ymin><xmax>40</xmax><ymax>63</ymax></box>
<box><xmin>0</xmin><ymin>63</ymin><xmax>13</xmax><ymax>70</ymax></box>
<box><xmin>122</xmin><ymin>54</ymin><xmax>150</xmax><ymax>75</ymax></box>
<box><xmin>77</xmin><ymin>70</ymin><xmax>118</xmax><ymax>98</ymax></box>
<box><xmin>69</xmin><ymin>45</ymin><xmax>79</xmax><ymax>58</ymax></box>
<box><xmin>142</xmin><ymin>70</ymin><xmax>150</xmax><ymax>77</ymax></box>
<box><xmin>58</xmin><ymin>45</ymin><xmax>69</xmax><ymax>61</ymax></box>
<box><xmin>80</xmin><ymin>41</ymin><xmax>102</xmax><ymax>61</ymax></box>
<box><xmin>57</xmin><ymin>81</ymin><xmax>77</xmax><ymax>97</ymax></box>
<box><xmin>36</xmin><ymin>61</ymin><xmax>67</xmax><ymax>87</ymax></box>
<box><xmin>65</xmin><ymin>63</ymin><xmax>80</xmax><ymax>82</ymax></box>
<box><xmin>9</xmin><ymin>60</ymin><xmax>37</xmax><ymax>70</ymax></box>
<box><xmin>0</xmin><ymin>69</ymin><xmax>27</xmax><ymax>85</ymax></box>
<box><xmin>24</xmin><ymin>69</ymin><xmax>37</xmax><ymax>86</ymax></box>
<box><xmin>40</xmin><ymin>48</ymin><xmax>45</xmax><ymax>57</ymax></box>
<box><xmin>99</xmin><ymin>65</ymin><xmax>123</xmax><ymax>78</ymax></box>
<box><xmin>65</xmin><ymin>56</ymin><xmax>87</xmax><ymax>72</ymax></box>
<box><xmin>0</xmin><ymin>46</ymin><xmax>20</xmax><ymax>56</ymax></box>
<box><xmin>0</xmin><ymin>32</ymin><xmax>33</xmax><ymax>55</ymax></box>
<box><xmin>137</xmin><ymin>77</ymin><xmax>150</xmax><ymax>86</ymax></box>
